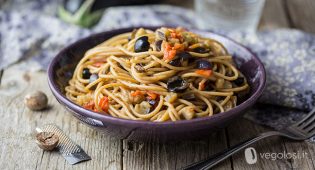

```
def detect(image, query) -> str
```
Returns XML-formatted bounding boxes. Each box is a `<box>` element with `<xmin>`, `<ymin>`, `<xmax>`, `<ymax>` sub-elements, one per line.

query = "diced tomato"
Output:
<box><xmin>131</xmin><ymin>90</ymin><xmax>145</xmax><ymax>97</ymax></box>
<box><xmin>173</xmin><ymin>43</ymin><xmax>184</xmax><ymax>51</ymax></box>
<box><xmin>171</xmin><ymin>32</ymin><xmax>177</xmax><ymax>38</ymax></box>
<box><xmin>171</xmin><ymin>32</ymin><xmax>182</xmax><ymax>39</ymax></box>
<box><xmin>168</xmin><ymin>28</ymin><xmax>175</xmax><ymax>33</ymax></box>
<box><xmin>168</xmin><ymin>49</ymin><xmax>177</xmax><ymax>60</ymax></box>
<box><xmin>164</xmin><ymin>42</ymin><xmax>172</xmax><ymax>51</ymax></box>
<box><xmin>199</xmin><ymin>81</ymin><xmax>206</xmax><ymax>91</ymax></box>
<box><xmin>92</xmin><ymin>62</ymin><xmax>103</xmax><ymax>67</ymax></box>
<box><xmin>163</xmin><ymin>42</ymin><xmax>185</xmax><ymax>61</ymax></box>
<box><xmin>99</xmin><ymin>96</ymin><xmax>109</xmax><ymax>112</ymax></box>
<box><xmin>83</xmin><ymin>101</ymin><xmax>95</xmax><ymax>110</ymax></box>
<box><xmin>147</xmin><ymin>92</ymin><xmax>158</xmax><ymax>100</ymax></box>
<box><xmin>163</xmin><ymin>49</ymin><xmax>176</xmax><ymax>61</ymax></box>
<box><xmin>195</xmin><ymin>69</ymin><xmax>212</xmax><ymax>77</ymax></box>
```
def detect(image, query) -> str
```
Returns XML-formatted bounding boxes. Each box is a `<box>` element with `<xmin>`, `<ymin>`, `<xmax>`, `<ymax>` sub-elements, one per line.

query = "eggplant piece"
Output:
<box><xmin>196</xmin><ymin>59</ymin><xmax>212</xmax><ymax>70</ymax></box>
<box><xmin>89</xmin><ymin>73</ymin><xmax>98</xmax><ymax>83</ymax></box>
<box><xmin>155</xmin><ymin>40</ymin><xmax>163</xmax><ymax>51</ymax></box>
<box><xmin>167</xmin><ymin>76</ymin><xmax>189</xmax><ymax>93</ymax></box>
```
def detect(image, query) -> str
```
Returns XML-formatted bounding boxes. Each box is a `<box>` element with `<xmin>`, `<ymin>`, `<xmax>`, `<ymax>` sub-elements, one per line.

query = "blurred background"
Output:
<box><xmin>1</xmin><ymin>0</ymin><xmax>315</xmax><ymax>71</ymax></box>
<box><xmin>0</xmin><ymin>0</ymin><xmax>266</xmax><ymax>31</ymax></box>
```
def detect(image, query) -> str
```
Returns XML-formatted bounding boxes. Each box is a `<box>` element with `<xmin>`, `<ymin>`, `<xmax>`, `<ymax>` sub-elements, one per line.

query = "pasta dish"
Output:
<box><xmin>65</xmin><ymin>27</ymin><xmax>249</xmax><ymax>122</ymax></box>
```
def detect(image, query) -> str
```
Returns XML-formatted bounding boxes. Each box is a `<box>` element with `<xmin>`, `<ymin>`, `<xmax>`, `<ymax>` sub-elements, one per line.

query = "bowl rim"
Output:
<box><xmin>47</xmin><ymin>26</ymin><xmax>266</xmax><ymax>127</ymax></box>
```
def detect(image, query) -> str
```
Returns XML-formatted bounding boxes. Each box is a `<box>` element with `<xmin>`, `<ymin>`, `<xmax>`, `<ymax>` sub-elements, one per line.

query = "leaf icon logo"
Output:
<box><xmin>245</xmin><ymin>147</ymin><xmax>258</xmax><ymax>164</ymax></box>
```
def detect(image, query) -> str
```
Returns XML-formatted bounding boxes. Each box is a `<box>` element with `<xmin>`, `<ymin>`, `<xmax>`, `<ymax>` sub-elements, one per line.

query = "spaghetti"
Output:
<box><xmin>66</xmin><ymin>27</ymin><xmax>249</xmax><ymax>122</ymax></box>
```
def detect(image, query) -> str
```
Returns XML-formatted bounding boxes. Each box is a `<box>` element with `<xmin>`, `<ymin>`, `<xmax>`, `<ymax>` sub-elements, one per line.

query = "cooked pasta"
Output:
<box><xmin>65</xmin><ymin>27</ymin><xmax>249</xmax><ymax>122</ymax></box>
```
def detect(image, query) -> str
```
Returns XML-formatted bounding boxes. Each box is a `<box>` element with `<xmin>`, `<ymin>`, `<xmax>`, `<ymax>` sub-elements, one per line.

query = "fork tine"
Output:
<box><xmin>305</xmin><ymin>122</ymin><xmax>315</xmax><ymax>132</ymax></box>
<box><xmin>297</xmin><ymin>107</ymin><xmax>315</xmax><ymax>127</ymax></box>
<box><xmin>299</xmin><ymin>113</ymin><xmax>315</xmax><ymax>129</ymax></box>
<box><xmin>287</xmin><ymin>108</ymin><xmax>315</xmax><ymax>139</ymax></box>
<box><xmin>308</xmin><ymin>127</ymin><xmax>315</xmax><ymax>138</ymax></box>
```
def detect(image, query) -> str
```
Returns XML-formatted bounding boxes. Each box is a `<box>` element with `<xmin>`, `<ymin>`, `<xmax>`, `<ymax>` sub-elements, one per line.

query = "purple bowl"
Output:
<box><xmin>48</xmin><ymin>27</ymin><xmax>266</xmax><ymax>142</ymax></box>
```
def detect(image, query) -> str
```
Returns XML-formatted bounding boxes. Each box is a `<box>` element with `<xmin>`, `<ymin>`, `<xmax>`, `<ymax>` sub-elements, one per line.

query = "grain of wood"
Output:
<box><xmin>283</xmin><ymin>140</ymin><xmax>315</xmax><ymax>170</ymax></box>
<box><xmin>227</xmin><ymin>119</ymin><xmax>292</xmax><ymax>170</ymax></box>
<box><xmin>122</xmin><ymin>130</ymin><xmax>232</xmax><ymax>170</ymax></box>
<box><xmin>225</xmin><ymin>1</ymin><xmax>315</xmax><ymax>169</ymax></box>
<box><xmin>0</xmin><ymin>67</ymin><xmax>122</xmax><ymax>170</ymax></box>
<box><xmin>259</xmin><ymin>0</ymin><xmax>290</xmax><ymax>29</ymax></box>
<box><xmin>285</xmin><ymin>0</ymin><xmax>315</xmax><ymax>33</ymax></box>
<box><xmin>1</xmin><ymin>0</ymin><xmax>315</xmax><ymax>169</ymax></box>
<box><xmin>226</xmin><ymin>1</ymin><xmax>292</xmax><ymax>169</ymax></box>
<box><xmin>281</xmin><ymin>0</ymin><xmax>315</xmax><ymax>169</ymax></box>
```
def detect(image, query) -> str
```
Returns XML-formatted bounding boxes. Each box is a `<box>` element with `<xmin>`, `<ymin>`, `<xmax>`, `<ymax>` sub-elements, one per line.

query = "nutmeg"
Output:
<box><xmin>24</xmin><ymin>91</ymin><xmax>48</xmax><ymax>111</ymax></box>
<box><xmin>36</xmin><ymin>132</ymin><xmax>59</xmax><ymax>151</ymax></box>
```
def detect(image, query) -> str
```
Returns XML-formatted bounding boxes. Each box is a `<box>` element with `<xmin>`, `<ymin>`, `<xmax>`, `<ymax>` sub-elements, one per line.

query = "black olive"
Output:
<box><xmin>134</xmin><ymin>36</ymin><xmax>150</xmax><ymax>53</ymax></box>
<box><xmin>201</xmin><ymin>105</ymin><xmax>208</xmax><ymax>111</ymax></box>
<box><xmin>82</xmin><ymin>68</ymin><xmax>91</xmax><ymax>79</ymax></box>
<box><xmin>204</xmin><ymin>80</ymin><xmax>214</xmax><ymax>91</ymax></box>
<box><xmin>169</xmin><ymin>52</ymin><xmax>193</xmax><ymax>67</ymax></box>
<box><xmin>196</xmin><ymin>59</ymin><xmax>212</xmax><ymax>70</ymax></box>
<box><xmin>182</xmin><ymin>93</ymin><xmax>195</xmax><ymax>100</ymax></box>
<box><xmin>89</xmin><ymin>74</ymin><xmax>98</xmax><ymax>83</ymax></box>
<box><xmin>233</xmin><ymin>77</ymin><xmax>245</xmax><ymax>86</ymax></box>
<box><xmin>169</xmin><ymin>57</ymin><xmax>181</xmax><ymax>66</ymax></box>
<box><xmin>177</xmin><ymin>51</ymin><xmax>193</xmax><ymax>61</ymax></box>
<box><xmin>193</xmin><ymin>47</ymin><xmax>209</xmax><ymax>53</ymax></box>
<box><xmin>226</xmin><ymin>71</ymin><xmax>234</xmax><ymax>77</ymax></box>
<box><xmin>155</xmin><ymin>40</ymin><xmax>163</xmax><ymax>51</ymax></box>
<box><xmin>167</xmin><ymin>76</ymin><xmax>189</xmax><ymax>92</ymax></box>
<box><xmin>216</xmin><ymin>96</ymin><xmax>225</xmax><ymax>101</ymax></box>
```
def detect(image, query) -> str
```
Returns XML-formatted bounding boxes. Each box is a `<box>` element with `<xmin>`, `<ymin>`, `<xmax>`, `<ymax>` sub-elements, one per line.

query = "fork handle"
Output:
<box><xmin>183</xmin><ymin>131</ymin><xmax>282</xmax><ymax>170</ymax></box>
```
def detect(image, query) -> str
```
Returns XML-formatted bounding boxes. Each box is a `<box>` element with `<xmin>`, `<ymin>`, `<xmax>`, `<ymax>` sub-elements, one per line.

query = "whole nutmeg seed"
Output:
<box><xmin>24</xmin><ymin>91</ymin><xmax>48</xmax><ymax>111</ymax></box>
<box><xmin>36</xmin><ymin>132</ymin><xmax>59</xmax><ymax>151</ymax></box>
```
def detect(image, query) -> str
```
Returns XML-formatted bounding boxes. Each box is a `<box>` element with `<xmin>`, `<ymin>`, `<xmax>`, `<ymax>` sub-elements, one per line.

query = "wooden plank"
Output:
<box><xmin>224</xmin><ymin>1</ymin><xmax>296</xmax><ymax>169</ymax></box>
<box><xmin>283</xmin><ymin>140</ymin><xmax>315</xmax><ymax>169</ymax></box>
<box><xmin>281</xmin><ymin>0</ymin><xmax>315</xmax><ymax>169</ymax></box>
<box><xmin>0</xmin><ymin>66</ymin><xmax>122</xmax><ymax>170</ymax></box>
<box><xmin>285</xmin><ymin>0</ymin><xmax>315</xmax><ymax>33</ymax></box>
<box><xmin>119</xmin><ymin>1</ymin><xmax>276</xmax><ymax>169</ymax></box>
<box><xmin>122</xmin><ymin>130</ymin><xmax>232</xmax><ymax>170</ymax></box>
<box><xmin>227</xmin><ymin>119</ymin><xmax>293</xmax><ymax>170</ymax></box>
<box><xmin>119</xmin><ymin>2</ymin><xmax>231</xmax><ymax>168</ymax></box>
<box><xmin>259</xmin><ymin>0</ymin><xmax>290</xmax><ymax>29</ymax></box>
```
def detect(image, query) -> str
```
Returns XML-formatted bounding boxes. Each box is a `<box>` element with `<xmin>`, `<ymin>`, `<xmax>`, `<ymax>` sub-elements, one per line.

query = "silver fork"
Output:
<box><xmin>183</xmin><ymin>108</ymin><xmax>315</xmax><ymax>170</ymax></box>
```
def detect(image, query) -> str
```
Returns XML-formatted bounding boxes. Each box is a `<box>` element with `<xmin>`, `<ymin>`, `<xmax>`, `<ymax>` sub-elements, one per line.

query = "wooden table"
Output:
<box><xmin>0</xmin><ymin>0</ymin><xmax>315</xmax><ymax>169</ymax></box>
